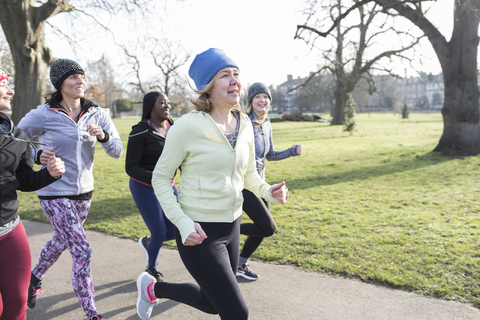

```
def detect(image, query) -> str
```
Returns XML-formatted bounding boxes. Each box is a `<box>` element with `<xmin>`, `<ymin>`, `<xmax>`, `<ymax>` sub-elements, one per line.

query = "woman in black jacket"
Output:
<box><xmin>0</xmin><ymin>69</ymin><xmax>64</xmax><ymax>320</ymax></box>
<box><xmin>125</xmin><ymin>91</ymin><xmax>176</xmax><ymax>281</ymax></box>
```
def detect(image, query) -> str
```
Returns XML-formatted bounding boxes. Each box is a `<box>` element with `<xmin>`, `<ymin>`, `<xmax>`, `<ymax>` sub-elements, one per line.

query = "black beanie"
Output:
<box><xmin>247</xmin><ymin>82</ymin><xmax>272</xmax><ymax>106</ymax></box>
<box><xmin>50</xmin><ymin>58</ymin><xmax>85</xmax><ymax>90</ymax></box>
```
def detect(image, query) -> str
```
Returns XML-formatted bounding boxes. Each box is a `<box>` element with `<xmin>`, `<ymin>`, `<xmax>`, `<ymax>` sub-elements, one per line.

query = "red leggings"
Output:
<box><xmin>0</xmin><ymin>221</ymin><xmax>30</xmax><ymax>320</ymax></box>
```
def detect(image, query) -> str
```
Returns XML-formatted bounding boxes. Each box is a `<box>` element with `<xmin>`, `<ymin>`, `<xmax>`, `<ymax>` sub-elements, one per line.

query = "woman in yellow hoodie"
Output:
<box><xmin>135</xmin><ymin>48</ymin><xmax>289</xmax><ymax>320</ymax></box>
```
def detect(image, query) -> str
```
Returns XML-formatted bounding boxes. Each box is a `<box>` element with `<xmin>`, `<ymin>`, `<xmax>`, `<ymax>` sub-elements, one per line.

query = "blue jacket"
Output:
<box><xmin>18</xmin><ymin>102</ymin><xmax>123</xmax><ymax>197</ymax></box>
<box><xmin>249</xmin><ymin>112</ymin><xmax>299</xmax><ymax>180</ymax></box>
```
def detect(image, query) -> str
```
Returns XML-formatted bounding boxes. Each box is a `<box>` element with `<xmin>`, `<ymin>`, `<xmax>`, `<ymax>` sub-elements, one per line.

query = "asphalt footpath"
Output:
<box><xmin>23</xmin><ymin>220</ymin><xmax>480</xmax><ymax>320</ymax></box>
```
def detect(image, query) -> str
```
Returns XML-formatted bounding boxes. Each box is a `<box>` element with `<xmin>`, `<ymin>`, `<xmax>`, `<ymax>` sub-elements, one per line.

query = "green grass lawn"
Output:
<box><xmin>18</xmin><ymin>112</ymin><xmax>480</xmax><ymax>306</ymax></box>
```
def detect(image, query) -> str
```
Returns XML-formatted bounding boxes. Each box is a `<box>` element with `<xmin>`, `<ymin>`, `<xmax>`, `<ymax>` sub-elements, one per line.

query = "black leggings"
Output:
<box><xmin>239</xmin><ymin>189</ymin><xmax>276</xmax><ymax>259</ymax></box>
<box><xmin>154</xmin><ymin>218</ymin><xmax>248</xmax><ymax>320</ymax></box>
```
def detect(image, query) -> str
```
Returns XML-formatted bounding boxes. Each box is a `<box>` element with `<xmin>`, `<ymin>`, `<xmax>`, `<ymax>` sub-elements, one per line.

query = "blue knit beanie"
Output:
<box><xmin>247</xmin><ymin>82</ymin><xmax>272</xmax><ymax>106</ymax></box>
<box><xmin>188</xmin><ymin>48</ymin><xmax>239</xmax><ymax>91</ymax></box>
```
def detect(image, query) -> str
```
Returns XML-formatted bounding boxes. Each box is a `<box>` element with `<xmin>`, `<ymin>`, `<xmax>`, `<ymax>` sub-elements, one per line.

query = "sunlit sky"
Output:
<box><xmin>47</xmin><ymin>0</ymin><xmax>455</xmax><ymax>88</ymax></box>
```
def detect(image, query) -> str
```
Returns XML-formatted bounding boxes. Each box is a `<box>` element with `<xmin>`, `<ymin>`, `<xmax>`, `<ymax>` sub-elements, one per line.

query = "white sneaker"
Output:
<box><xmin>138</xmin><ymin>237</ymin><xmax>149</xmax><ymax>261</ymax></box>
<box><xmin>136</xmin><ymin>272</ymin><xmax>158</xmax><ymax>319</ymax></box>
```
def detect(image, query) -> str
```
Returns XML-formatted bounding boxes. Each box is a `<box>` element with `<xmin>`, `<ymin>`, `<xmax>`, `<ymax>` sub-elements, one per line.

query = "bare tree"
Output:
<box><xmin>295</xmin><ymin>74</ymin><xmax>335</xmax><ymax>114</ymax></box>
<box><xmin>120</xmin><ymin>39</ymin><xmax>150</xmax><ymax>97</ymax></box>
<box><xmin>306</xmin><ymin>0</ymin><xmax>480</xmax><ymax>155</ymax></box>
<box><xmin>151</xmin><ymin>39</ymin><xmax>191</xmax><ymax>97</ymax></box>
<box><xmin>85</xmin><ymin>55</ymin><xmax>121</xmax><ymax>113</ymax></box>
<box><xmin>269</xmin><ymin>86</ymin><xmax>287</xmax><ymax>113</ymax></box>
<box><xmin>353</xmin><ymin>74</ymin><xmax>400</xmax><ymax>111</ymax></box>
<box><xmin>121</xmin><ymin>37</ymin><xmax>190</xmax><ymax>106</ymax></box>
<box><xmin>381</xmin><ymin>0</ymin><xmax>480</xmax><ymax>156</ymax></box>
<box><xmin>0</xmin><ymin>0</ymin><xmax>153</xmax><ymax>123</ymax></box>
<box><xmin>296</xmin><ymin>0</ymin><xmax>420</xmax><ymax>125</ymax></box>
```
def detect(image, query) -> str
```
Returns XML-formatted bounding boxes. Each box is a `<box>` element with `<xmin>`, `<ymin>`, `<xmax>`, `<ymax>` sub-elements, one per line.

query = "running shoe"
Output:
<box><xmin>138</xmin><ymin>236</ymin><xmax>149</xmax><ymax>260</ymax></box>
<box><xmin>87</xmin><ymin>314</ymin><xmax>105</xmax><ymax>320</ymax></box>
<box><xmin>27</xmin><ymin>279</ymin><xmax>44</xmax><ymax>309</ymax></box>
<box><xmin>146</xmin><ymin>268</ymin><xmax>163</xmax><ymax>282</ymax></box>
<box><xmin>236</xmin><ymin>262</ymin><xmax>259</xmax><ymax>281</ymax></box>
<box><xmin>136</xmin><ymin>272</ymin><xmax>158</xmax><ymax>320</ymax></box>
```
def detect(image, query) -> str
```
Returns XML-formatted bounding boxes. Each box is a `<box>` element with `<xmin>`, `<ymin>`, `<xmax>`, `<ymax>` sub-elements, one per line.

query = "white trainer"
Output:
<box><xmin>136</xmin><ymin>272</ymin><xmax>158</xmax><ymax>319</ymax></box>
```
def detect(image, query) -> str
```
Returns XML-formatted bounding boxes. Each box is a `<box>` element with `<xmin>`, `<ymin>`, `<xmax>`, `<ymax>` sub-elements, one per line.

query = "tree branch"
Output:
<box><xmin>360</xmin><ymin>35</ymin><xmax>422</xmax><ymax>74</ymax></box>
<box><xmin>121</xmin><ymin>44</ymin><xmax>147</xmax><ymax>95</ymax></box>
<box><xmin>288</xmin><ymin>66</ymin><xmax>330</xmax><ymax>93</ymax></box>
<box><xmin>372</xmin><ymin>0</ymin><xmax>448</xmax><ymax>61</ymax></box>
<box><xmin>295</xmin><ymin>0</ymin><xmax>374</xmax><ymax>38</ymax></box>
<box><xmin>72</xmin><ymin>8</ymin><xmax>121</xmax><ymax>46</ymax></box>
<box><xmin>34</xmin><ymin>0</ymin><xmax>74</xmax><ymax>28</ymax></box>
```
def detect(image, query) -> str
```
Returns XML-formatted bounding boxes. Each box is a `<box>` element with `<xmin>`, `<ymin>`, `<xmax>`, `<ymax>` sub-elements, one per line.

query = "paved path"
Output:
<box><xmin>24</xmin><ymin>220</ymin><xmax>480</xmax><ymax>320</ymax></box>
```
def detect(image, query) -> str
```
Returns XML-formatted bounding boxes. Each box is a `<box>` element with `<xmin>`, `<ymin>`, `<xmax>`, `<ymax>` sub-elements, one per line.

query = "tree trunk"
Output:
<box><xmin>0</xmin><ymin>1</ymin><xmax>68</xmax><ymax>123</ymax></box>
<box><xmin>434</xmin><ymin>66</ymin><xmax>480</xmax><ymax>155</ymax></box>
<box><xmin>432</xmin><ymin>1</ymin><xmax>480</xmax><ymax>156</ymax></box>
<box><xmin>373</xmin><ymin>0</ymin><xmax>480</xmax><ymax>156</ymax></box>
<box><xmin>331</xmin><ymin>2</ymin><xmax>346</xmax><ymax>126</ymax></box>
<box><xmin>164</xmin><ymin>76</ymin><xmax>170</xmax><ymax>97</ymax></box>
<box><xmin>332</xmin><ymin>84</ymin><xmax>347</xmax><ymax>125</ymax></box>
<box><xmin>11</xmin><ymin>46</ymin><xmax>50</xmax><ymax>124</ymax></box>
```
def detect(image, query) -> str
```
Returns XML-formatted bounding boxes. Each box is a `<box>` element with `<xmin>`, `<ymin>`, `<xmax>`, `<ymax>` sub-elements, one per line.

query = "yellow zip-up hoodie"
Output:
<box><xmin>152</xmin><ymin>110</ymin><xmax>277</xmax><ymax>244</ymax></box>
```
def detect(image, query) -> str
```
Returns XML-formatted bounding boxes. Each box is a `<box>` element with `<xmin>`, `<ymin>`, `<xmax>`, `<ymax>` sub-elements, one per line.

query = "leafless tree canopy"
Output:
<box><xmin>295</xmin><ymin>0</ymin><xmax>421</xmax><ymax>125</ymax></box>
<box><xmin>121</xmin><ymin>37</ymin><xmax>191</xmax><ymax>105</ymax></box>
<box><xmin>0</xmin><ymin>0</ymin><xmax>162</xmax><ymax>122</ymax></box>
<box><xmin>300</xmin><ymin>0</ymin><xmax>480</xmax><ymax>156</ymax></box>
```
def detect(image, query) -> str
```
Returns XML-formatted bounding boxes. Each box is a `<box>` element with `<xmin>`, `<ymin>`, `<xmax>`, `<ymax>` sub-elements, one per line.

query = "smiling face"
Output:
<box><xmin>252</xmin><ymin>93</ymin><xmax>271</xmax><ymax>114</ymax></box>
<box><xmin>208</xmin><ymin>67</ymin><xmax>241</xmax><ymax>109</ymax></box>
<box><xmin>0</xmin><ymin>79</ymin><xmax>14</xmax><ymax>111</ymax></box>
<box><xmin>151</xmin><ymin>93</ymin><xmax>171</xmax><ymax>122</ymax></box>
<box><xmin>59</xmin><ymin>73</ymin><xmax>85</xmax><ymax>100</ymax></box>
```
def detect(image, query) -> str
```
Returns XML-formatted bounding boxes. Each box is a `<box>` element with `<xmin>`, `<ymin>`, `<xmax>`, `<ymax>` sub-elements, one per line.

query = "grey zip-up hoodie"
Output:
<box><xmin>249</xmin><ymin>112</ymin><xmax>299</xmax><ymax>180</ymax></box>
<box><xmin>18</xmin><ymin>102</ymin><xmax>123</xmax><ymax>197</ymax></box>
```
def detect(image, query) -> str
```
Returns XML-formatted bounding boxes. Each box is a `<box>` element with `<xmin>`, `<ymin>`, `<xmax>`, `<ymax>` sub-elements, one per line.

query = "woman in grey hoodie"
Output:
<box><xmin>236</xmin><ymin>82</ymin><xmax>302</xmax><ymax>281</ymax></box>
<box><xmin>18</xmin><ymin>58</ymin><xmax>123</xmax><ymax>320</ymax></box>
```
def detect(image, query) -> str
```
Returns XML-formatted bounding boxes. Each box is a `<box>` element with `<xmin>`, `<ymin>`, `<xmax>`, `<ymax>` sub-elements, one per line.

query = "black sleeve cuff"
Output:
<box><xmin>35</xmin><ymin>149</ymin><xmax>43</xmax><ymax>165</ymax></box>
<box><xmin>97</xmin><ymin>130</ymin><xmax>110</xmax><ymax>143</ymax></box>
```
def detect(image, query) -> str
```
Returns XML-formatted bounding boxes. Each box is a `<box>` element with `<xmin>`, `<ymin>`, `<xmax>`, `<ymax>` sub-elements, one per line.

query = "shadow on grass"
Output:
<box><xmin>20</xmin><ymin>196</ymin><xmax>139</xmax><ymax>225</ymax></box>
<box><xmin>287</xmin><ymin>152</ymin><xmax>454</xmax><ymax>190</ymax></box>
<box><xmin>274</xmin><ymin>124</ymin><xmax>330</xmax><ymax>131</ymax></box>
<box><xmin>83</xmin><ymin>196</ymin><xmax>146</xmax><ymax>237</ymax></box>
<box><xmin>88</xmin><ymin>197</ymin><xmax>138</xmax><ymax>220</ymax></box>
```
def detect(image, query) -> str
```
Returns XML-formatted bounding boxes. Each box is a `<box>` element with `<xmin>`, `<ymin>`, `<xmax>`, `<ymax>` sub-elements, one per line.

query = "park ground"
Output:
<box><xmin>18</xmin><ymin>112</ymin><xmax>480</xmax><ymax>307</ymax></box>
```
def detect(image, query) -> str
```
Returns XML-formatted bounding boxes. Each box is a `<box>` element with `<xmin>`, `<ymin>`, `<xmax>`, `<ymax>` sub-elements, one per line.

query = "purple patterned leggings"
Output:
<box><xmin>32</xmin><ymin>199</ymin><xmax>97</xmax><ymax>318</ymax></box>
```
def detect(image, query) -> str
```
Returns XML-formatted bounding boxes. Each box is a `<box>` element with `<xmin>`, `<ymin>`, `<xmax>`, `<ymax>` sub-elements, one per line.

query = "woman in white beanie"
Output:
<box><xmin>236</xmin><ymin>82</ymin><xmax>302</xmax><ymax>281</ymax></box>
<box><xmin>18</xmin><ymin>58</ymin><xmax>123</xmax><ymax>320</ymax></box>
<box><xmin>135</xmin><ymin>48</ymin><xmax>289</xmax><ymax>320</ymax></box>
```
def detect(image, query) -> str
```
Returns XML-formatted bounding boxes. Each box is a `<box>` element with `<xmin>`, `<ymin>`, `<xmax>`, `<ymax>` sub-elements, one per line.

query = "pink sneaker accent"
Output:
<box><xmin>147</xmin><ymin>281</ymin><xmax>156</xmax><ymax>302</ymax></box>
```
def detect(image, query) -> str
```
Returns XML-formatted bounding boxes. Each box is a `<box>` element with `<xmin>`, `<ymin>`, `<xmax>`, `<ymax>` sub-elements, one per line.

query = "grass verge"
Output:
<box><xmin>18</xmin><ymin>113</ymin><xmax>480</xmax><ymax>306</ymax></box>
